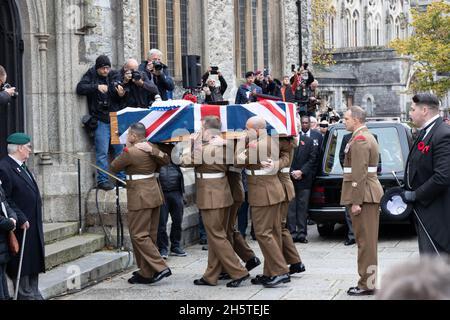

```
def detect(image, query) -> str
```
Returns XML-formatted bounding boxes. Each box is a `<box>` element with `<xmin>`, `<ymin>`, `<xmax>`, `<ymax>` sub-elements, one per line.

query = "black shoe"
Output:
<box><xmin>149</xmin><ymin>268</ymin><xmax>172</xmax><ymax>284</ymax></box>
<box><xmin>307</xmin><ymin>219</ymin><xmax>316</xmax><ymax>226</ymax></box>
<box><xmin>132</xmin><ymin>270</ymin><xmax>141</xmax><ymax>277</ymax></box>
<box><xmin>344</xmin><ymin>239</ymin><xmax>356</xmax><ymax>246</ymax></box>
<box><xmin>226</xmin><ymin>274</ymin><xmax>250</xmax><ymax>288</ymax></box>
<box><xmin>347</xmin><ymin>287</ymin><xmax>375</xmax><ymax>296</ymax></box>
<box><xmin>128</xmin><ymin>273</ymin><xmax>152</xmax><ymax>284</ymax></box>
<box><xmin>289</xmin><ymin>262</ymin><xmax>306</xmax><ymax>275</ymax></box>
<box><xmin>170</xmin><ymin>247</ymin><xmax>187</xmax><ymax>257</ymax></box>
<box><xmin>98</xmin><ymin>181</ymin><xmax>115</xmax><ymax>191</ymax></box>
<box><xmin>194</xmin><ymin>278</ymin><xmax>215</xmax><ymax>286</ymax></box>
<box><xmin>199</xmin><ymin>239</ymin><xmax>207</xmax><ymax>245</ymax></box>
<box><xmin>251</xmin><ymin>275</ymin><xmax>270</xmax><ymax>285</ymax></box>
<box><xmin>202</xmin><ymin>245</ymin><xmax>208</xmax><ymax>251</ymax></box>
<box><xmin>245</xmin><ymin>257</ymin><xmax>261</xmax><ymax>272</ymax></box>
<box><xmin>219</xmin><ymin>273</ymin><xmax>231</xmax><ymax>280</ymax></box>
<box><xmin>159</xmin><ymin>249</ymin><xmax>169</xmax><ymax>259</ymax></box>
<box><xmin>263</xmin><ymin>273</ymin><xmax>291</xmax><ymax>288</ymax></box>
<box><xmin>295</xmin><ymin>237</ymin><xmax>308</xmax><ymax>244</ymax></box>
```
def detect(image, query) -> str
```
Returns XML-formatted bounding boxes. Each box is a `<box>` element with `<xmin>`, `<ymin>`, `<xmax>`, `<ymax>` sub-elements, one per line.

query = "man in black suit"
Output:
<box><xmin>0</xmin><ymin>133</ymin><xmax>44</xmax><ymax>300</ymax></box>
<box><xmin>287</xmin><ymin>134</ymin><xmax>317</xmax><ymax>243</ymax></box>
<box><xmin>402</xmin><ymin>93</ymin><xmax>450</xmax><ymax>255</ymax></box>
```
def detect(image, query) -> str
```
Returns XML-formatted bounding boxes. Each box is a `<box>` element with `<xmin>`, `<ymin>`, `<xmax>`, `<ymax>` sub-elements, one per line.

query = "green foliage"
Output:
<box><xmin>390</xmin><ymin>1</ymin><xmax>450</xmax><ymax>97</ymax></box>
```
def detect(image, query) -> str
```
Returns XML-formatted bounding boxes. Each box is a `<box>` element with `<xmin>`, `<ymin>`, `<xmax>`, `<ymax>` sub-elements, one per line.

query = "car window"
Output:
<box><xmin>324</xmin><ymin>127</ymin><xmax>405</xmax><ymax>175</ymax></box>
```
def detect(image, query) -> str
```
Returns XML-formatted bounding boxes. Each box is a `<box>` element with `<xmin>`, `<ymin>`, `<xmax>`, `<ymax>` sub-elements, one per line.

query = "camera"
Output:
<box><xmin>263</xmin><ymin>69</ymin><xmax>270</xmax><ymax>77</ymax></box>
<box><xmin>153</xmin><ymin>61</ymin><xmax>165</xmax><ymax>72</ymax></box>
<box><xmin>97</xmin><ymin>100</ymin><xmax>109</xmax><ymax>111</ymax></box>
<box><xmin>1</xmin><ymin>83</ymin><xmax>18</xmax><ymax>98</ymax></box>
<box><xmin>210</xmin><ymin>66</ymin><xmax>219</xmax><ymax>75</ymax></box>
<box><xmin>132</xmin><ymin>71</ymin><xmax>142</xmax><ymax>81</ymax></box>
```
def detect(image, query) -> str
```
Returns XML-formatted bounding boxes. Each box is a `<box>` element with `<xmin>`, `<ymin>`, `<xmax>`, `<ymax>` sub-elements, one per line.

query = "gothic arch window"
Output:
<box><xmin>352</xmin><ymin>10</ymin><xmax>359</xmax><ymax>47</ymax></box>
<box><xmin>235</xmin><ymin>0</ymin><xmax>270</xmax><ymax>78</ymax></box>
<box><xmin>363</xmin><ymin>95</ymin><xmax>375</xmax><ymax>117</ymax></box>
<box><xmin>140</xmin><ymin>0</ymin><xmax>189</xmax><ymax>79</ymax></box>
<box><xmin>367</xmin><ymin>14</ymin><xmax>374</xmax><ymax>46</ymax></box>
<box><xmin>328</xmin><ymin>7</ymin><xmax>336</xmax><ymax>48</ymax></box>
<box><xmin>388</xmin><ymin>15</ymin><xmax>395</xmax><ymax>42</ymax></box>
<box><xmin>395</xmin><ymin>16</ymin><xmax>401</xmax><ymax>39</ymax></box>
<box><xmin>344</xmin><ymin>9</ymin><xmax>351</xmax><ymax>47</ymax></box>
<box><xmin>375</xmin><ymin>14</ymin><xmax>382</xmax><ymax>46</ymax></box>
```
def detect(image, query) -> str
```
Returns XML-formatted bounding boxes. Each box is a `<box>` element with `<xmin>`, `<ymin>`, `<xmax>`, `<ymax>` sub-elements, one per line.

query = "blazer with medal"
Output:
<box><xmin>340</xmin><ymin>127</ymin><xmax>384</xmax><ymax>206</ymax></box>
<box><xmin>404</xmin><ymin>117</ymin><xmax>450</xmax><ymax>252</ymax></box>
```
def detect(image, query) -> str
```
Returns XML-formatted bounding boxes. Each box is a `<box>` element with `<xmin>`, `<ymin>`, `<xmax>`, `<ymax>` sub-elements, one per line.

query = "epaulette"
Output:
<box><xmin>354</xmin><ymin>136</ymin><xmax>366</xmax><ymax>142</ymax></box>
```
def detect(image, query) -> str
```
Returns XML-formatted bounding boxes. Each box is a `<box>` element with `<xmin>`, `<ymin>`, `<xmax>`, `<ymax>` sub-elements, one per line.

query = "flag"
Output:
<box><xmin>111</xmin><ymin>100</ymin><xmax>299</xmax><ymax>144</ymax></box>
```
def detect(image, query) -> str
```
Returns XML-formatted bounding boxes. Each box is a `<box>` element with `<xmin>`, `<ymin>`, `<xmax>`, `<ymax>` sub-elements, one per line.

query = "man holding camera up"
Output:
<box><xmin>115</xmin><ymin>59</ymin><xmax>159</xmax><ymax>108</ymax></box>
<box><xmin>139</xmin><ymin>49</ymin><xmax>174</xmax><ymax>101</ymax></box>
<box><xmin>76</xmin><ymin>55</ymin><xmax>126</xmax><ymax>191</ymax></box>
<box><xmin>202</xmin><ymin>67</ymin><xmax>228</xmax><ymax>104</ymax></box>
<box><xmin>0</xmin><ymin>65</ymin><xmax>18</xmax><ymax>108</ymax></box>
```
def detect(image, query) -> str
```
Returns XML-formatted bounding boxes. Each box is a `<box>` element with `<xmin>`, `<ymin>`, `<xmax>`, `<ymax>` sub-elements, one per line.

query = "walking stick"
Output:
<box><xmin>14</xmin><ymin>227</ymin><xmax>27</xmax><ymax>300</ymax></box>
<box><xmin>392</xmin><ymin>171</ymin><xmax>440</xmax><ymax>256</ymax></box>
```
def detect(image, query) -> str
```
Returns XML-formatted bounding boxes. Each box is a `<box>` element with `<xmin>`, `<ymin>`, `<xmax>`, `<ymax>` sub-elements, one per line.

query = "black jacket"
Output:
<box><xmin>405</xmin><ymin>117</ymin><xmax>450</xmax><ymax>252</ymax></box>
<box><xmin>113</xmin><ymin>68</ymin><xmax>159</xmax><ymax>108</ymax></box>
<box><xmin>202</xmin><ymin>72</ymin><xmax>228</xmax><ymax>104</ymax></box>
<box><xmin>76</xmin><ymin>67</ymin><xmax>122</xmax><ymax>123</ymax></box>
<box><xmin>0</xmin><ymin>184</ymin><xmax>19</xmax><ymax>264</ymax></box>
<box><xmin>159</xmin><ymin>163</ymin><xmax>185</xmax><ymax>193</ymax></box>
<box><xmin>139</xmin><ymin>62</ymin><xmax>174</xmax><ymax>101</ymax></box>
<box><xmin>291</xmin><ymin>135</ymin><xmax>317</xmax><ymax>190</ymax></box>
<box><xmin>0</xmin><ymin>157</ymin><xmax>45</xmax><ymax>277</ymax></box>
<box><xmin>0</xmin><ymin>91</ymin><xmax>11</xmax><ymax>108</ymax></box>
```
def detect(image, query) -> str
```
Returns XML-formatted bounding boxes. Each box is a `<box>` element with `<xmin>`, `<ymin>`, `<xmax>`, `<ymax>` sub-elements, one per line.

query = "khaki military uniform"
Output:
<box><xmin>236</xmin><ymin>133</ymin><xmax>289</xmax><ymax>277</ymax></box>
<box><xmin>278</xmin><ymin>138</ymin><xmax>302</xmax><ymax>265</ymax></box>
<box><xmin>340</xmin><ymin>127</ymin><xmax>384</xmax><ymax>290</ymax></box>
<box><xmin>181</xmin><ymin>139</ymin><xmax>248</xmax><ymax>285</ymax></box>
<box><xmin>226</xmin><ymin>168</ymin><xmax>256</xmax><ymax>263</ymax></box>
<box><xmin>110</xmin><ymin>142</ymin><xmax>170</xmax><ymax>278</ymax></box>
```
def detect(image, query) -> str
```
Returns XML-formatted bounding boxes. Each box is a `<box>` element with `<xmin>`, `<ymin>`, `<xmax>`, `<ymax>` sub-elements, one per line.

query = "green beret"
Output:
<box><xmin>7</xmin><ymin>133</ymin><xmax>31</xmax><ymax>145</ymax></box>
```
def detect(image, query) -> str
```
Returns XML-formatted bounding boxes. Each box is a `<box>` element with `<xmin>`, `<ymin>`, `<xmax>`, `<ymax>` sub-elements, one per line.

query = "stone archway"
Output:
<box><xmin>0</xmin><ymin>0</ymin><xmax>24</xmax><ymax>157</ymax></box>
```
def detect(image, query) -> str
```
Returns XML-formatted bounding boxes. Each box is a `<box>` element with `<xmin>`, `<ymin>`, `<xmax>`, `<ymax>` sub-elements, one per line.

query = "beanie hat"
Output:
<box><xmin>95</xmin><ymin>55</ymin><xmax>111</xmax><ymax>70</ymax></box>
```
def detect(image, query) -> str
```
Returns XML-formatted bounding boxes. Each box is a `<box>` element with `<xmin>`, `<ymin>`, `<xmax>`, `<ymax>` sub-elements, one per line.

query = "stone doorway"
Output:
<box><xmin>0</xmin><ymin>0</ymin><xmax>24</xmax><ymax>158</ymax></box>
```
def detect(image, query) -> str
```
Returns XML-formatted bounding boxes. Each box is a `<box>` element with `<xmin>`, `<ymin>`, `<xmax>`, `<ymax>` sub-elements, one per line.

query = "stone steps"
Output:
<box><xmin>45</xmin><ymin>234</ymin><xmax>105</xmax><ymax>270</ymax></box>
<box><xmin>44</xmin><ymin>222</ymin><xmax>79</xmax><ymax>245</ymax></box>
<box><xmin>39</xmin><ymin>251</ymin><xmax>133</xmax><ymax>300</ymax></box>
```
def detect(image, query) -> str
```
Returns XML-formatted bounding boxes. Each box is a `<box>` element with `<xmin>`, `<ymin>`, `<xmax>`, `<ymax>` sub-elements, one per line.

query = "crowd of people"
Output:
<box><xmin>2</xmin><ymin>55</ymin><xmax>450</xmax><ymax>299</ymax></box>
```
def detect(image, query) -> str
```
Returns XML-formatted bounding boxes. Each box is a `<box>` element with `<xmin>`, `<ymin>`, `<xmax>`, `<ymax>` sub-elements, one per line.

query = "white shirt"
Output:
<box><xmin>302</xmin><ymin>130</ymin><xmax>311</xmax><ymax>138</ymax></box>
<box><xmin>421</xmin><ymin>114</ymin><xmax>440</xmax><ymax>140</ymax></box>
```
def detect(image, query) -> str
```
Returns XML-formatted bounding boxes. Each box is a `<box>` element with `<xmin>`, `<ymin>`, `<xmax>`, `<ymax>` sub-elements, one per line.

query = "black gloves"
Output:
<box><xmin>401</xmin><ymin>190</ymin><xmax>416</xmax><ymax>203</ymax></box>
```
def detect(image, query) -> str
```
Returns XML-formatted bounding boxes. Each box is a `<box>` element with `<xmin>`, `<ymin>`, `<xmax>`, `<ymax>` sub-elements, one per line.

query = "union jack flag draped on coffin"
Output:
<box><xmin>111</xmin><ymin>100</ymin><xmax>300</xmax><ymax>144</ymax></box>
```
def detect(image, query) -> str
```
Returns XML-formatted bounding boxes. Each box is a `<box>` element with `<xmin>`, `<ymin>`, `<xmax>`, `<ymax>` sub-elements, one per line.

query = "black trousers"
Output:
<box><xmin>157</xmin><ymin>191</ymin><xmax>184</xmax><ymax>251</ymax></box>
<box><xmin>287</xmin><ymin>188</ymin><xmax>311</xmax><ymax>238</ymax></box>
<box><xmin>0</xmin><ymin>264</ymin><xmax>10</xmax><ymax>300</ymax></box>
<box><xmin>415</xmin><ymin>217</ymin><xmax>446</xmax><ymax>255</ymax></box>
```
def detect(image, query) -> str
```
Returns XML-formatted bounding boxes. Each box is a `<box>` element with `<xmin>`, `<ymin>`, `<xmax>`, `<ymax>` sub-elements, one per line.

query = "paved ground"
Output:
<box><xmin>59</xmin><ymin>224</ymin><xmax>419</xmax><ymax>300</ymax></box>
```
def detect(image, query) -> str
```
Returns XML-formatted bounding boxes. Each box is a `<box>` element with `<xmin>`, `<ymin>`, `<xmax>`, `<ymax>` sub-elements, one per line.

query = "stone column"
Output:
<box><xmin>121</xmin><ymin>0</ymin><xmax>141</xmax><ymax>61</ymax></box>
<box><xmin>205</xmin><ymin>0</ymin><xmax>236</xmax><ymax>100</ymax></box>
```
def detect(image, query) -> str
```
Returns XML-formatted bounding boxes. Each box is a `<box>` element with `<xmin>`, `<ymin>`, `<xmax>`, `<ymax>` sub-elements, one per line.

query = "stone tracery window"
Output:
<box><xmin>352</xmin><ymin>10</ymin><xmax>359</xmax><ymax>47</ymax></box>
<box><xmin>235</xmin><ymin>0</ymin><xmax>270</xmax><ymax>78</ymax></box>
<box><xmin>140</xmin><ymin>0</ymin><xmax>189</xmax><ymax>79</ymax></box>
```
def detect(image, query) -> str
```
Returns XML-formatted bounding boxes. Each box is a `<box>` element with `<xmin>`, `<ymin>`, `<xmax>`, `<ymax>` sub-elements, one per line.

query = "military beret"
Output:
<box><xmin>7</xmin><ymin>133</ymin><xmax>31</xmax><ymax>145</ymax></box>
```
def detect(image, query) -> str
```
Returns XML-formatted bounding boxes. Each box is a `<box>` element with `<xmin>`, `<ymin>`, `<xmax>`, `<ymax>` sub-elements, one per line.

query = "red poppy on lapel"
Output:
<box><xmin>417</xmin><ymin>142</ymin><xmax>430</xmax><ymax>155</ymax></box>
<box><xmin>300</xmin><ymin>141</ymin><xmax>305</xmax><ymax>146</ymax></box>
<box><xmin>124</xmin><ymin>147</ymin><xmax>129</xmax><ymax>153</ymax></box>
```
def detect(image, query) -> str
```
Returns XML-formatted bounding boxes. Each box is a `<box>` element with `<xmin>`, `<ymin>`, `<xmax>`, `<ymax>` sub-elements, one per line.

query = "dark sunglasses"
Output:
<box><xmin>319</xmin><ymin>124</ymin><xmax>329</xmax><ymax>128</ymax></box>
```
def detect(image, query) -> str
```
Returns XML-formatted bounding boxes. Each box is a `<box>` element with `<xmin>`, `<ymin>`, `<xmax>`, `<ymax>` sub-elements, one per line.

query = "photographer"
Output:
<box><xmin>139</xmin><ymin>49</ymin><xmax>174</xmax><ymax>101</ymax></box>
<box><xmin>115</xmin><ymin>59</ymin><xmax>159</xmax><ymax>108</ymax></box>
<box><xmin>76</xmin><ymin>55</ymin><xmax>125</xmax><ymax>191</ymax></box>
<box><xmin>293</xmin><ymin>64</ymin><xmax>316</xmax><ymax>116</ymax></box>
<box><xmin>201</xmin><ymin>67</ymin><xmax>228</xmax><ymax>104</ymax></box>
<box><xmin>0</xmin><ymin>65</ymin><xmax>18</xmax><ymax>108</ymax></box>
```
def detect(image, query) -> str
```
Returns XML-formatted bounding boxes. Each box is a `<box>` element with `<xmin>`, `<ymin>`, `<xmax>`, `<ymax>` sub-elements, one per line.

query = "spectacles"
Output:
<box><xmin>320</xmin><ymin>125</ymin><xmax>329</xmax><ymax>128</ymax></box>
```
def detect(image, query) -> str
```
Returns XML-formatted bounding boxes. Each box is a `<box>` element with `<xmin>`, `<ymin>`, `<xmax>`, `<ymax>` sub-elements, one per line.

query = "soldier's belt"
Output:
<box><xmin>127</xmin><ymin>174</ymin><xmax>158</xmax><ymax>181</ymax></box>
<box><xmin>196</xmin><ymin>172</ymin><xmax>226</xmax><ymax>179</ymax></box>
<box><xmin>228</xmin><ymin>167</ymin><xmax>242</xmax><ymax>174</ymax></box>
<box><xmin>280</xmin><ymin>168</ymin><xmax>291</xmax><ymax>174</ymax></box>
<box><xmin>343</xmin><ymin>167</ymin><xmax>377</xmax><ymax>174</ymax></box>
<box><xmin>245</xmin><ymin>169</ymin><xmax>277</xmax><ymax>176</ymax></box>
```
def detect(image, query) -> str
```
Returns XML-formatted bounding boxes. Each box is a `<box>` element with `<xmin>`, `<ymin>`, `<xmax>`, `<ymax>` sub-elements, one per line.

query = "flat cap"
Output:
<box><xmin>7</xmin><ymin>133</ymin><xmax>31</xmax><ymax>145</ymax></box>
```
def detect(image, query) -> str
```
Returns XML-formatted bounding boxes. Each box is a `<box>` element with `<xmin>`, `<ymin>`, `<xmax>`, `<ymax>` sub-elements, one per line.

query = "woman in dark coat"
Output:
<box><xmin>0</xmin><ymin>181</ymin><xmax>19</xmax><ymax>300</ymax></box>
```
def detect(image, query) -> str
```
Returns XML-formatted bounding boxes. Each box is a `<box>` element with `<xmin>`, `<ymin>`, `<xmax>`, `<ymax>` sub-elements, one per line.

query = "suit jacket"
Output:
<box><xmin>0</xmin><ymin>156</ymin><xmax>45</xmax><ymax>277</ymax></box>
<box><xmin>0</xmin><ymin>182</ymin><xmax>19</xmax><ymax>264</ymax></box>
<box><xmin>278</xmin><ymin>137</ymin><xmax>296</xmax><ymax>202</ymax></box>
<box><xmin>180</xmin><ymin>139</ymin><xmax>234</xmax><ymax>210</ymax></box>
<box><xmin>235</xmin><ymin>133</ymin><xmax>286</xmax><ymax>207</ymax></box>
<box><xmin>404</xmin><ymin>117</ymin><xmax>450</xmax><ymax>252</ymax></box>
<box><xmin>290</xmin><ymin>135</ymin><xmax>317</xmax><ymax>190</ymax></box>
<box><xmin>111</xmin><ymin>142</ymin><xmax>170</xmax><ymax>210</ymax></box>
<box><xmin>340</xmin><ymin>127</ymin><xmax>384</xmax><ymax>206</ymax></box>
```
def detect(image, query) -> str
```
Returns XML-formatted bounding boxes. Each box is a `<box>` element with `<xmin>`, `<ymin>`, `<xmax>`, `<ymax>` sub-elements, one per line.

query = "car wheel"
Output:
<box><xmin>317</xmin><ymin>223</ymin><xmax>335</xmax><ymax>237</ymax></box>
